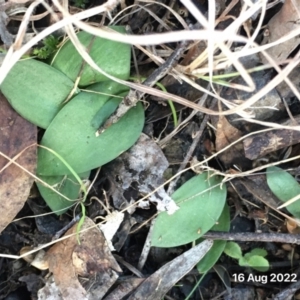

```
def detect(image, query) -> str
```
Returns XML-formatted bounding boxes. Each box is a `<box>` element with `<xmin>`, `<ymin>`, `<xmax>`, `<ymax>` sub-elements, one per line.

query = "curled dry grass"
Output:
<box><xmin>1</xmin><ymin>0</ymin><xmax>300</xmax><ymax>258</ymax></box>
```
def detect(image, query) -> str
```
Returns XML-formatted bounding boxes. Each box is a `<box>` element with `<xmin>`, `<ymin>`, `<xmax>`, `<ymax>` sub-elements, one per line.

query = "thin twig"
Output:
<box><xmin>52</xmin><ymin>214</ymin><xmax>81</xmax><ymax>241</ymax></box>
<box><xmin>167</xmin><ymin>114</ymin><xmax>209</xmax><ymax>195</ymax></box>
<box><xmin>273</xmin><ymin>270</ymin><xmax>300</xmax><ymax>300</ymax></box>
<box><xmin>96</xmin><ymin>37</ymin><xmax>191</xmax><ymax>134</ymax></box>
<box><xmin>167</xmin><ymin>91</ymin><xmax>216</xmax><ymax>194</ymax></box>
<box><xmin>203</xmin><ymin>231</ymin><xmax>300</xmax><ymax>244</ymax></box>
<box><xmin>138</xmin><ymin>218</ymin><xmax>155</xmax><ymax>271</ymax></box>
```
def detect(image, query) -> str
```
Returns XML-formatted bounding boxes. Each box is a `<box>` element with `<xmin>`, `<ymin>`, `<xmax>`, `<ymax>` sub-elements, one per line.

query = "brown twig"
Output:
<box><xmin>203</xmin><ymin>231</ymin><xmax>300</xmax><ymax>244</ymax></box>
<box><xmin>167</xmin><ymin>113</ymin><xmax>209</xmax><ymax>195</ymax></box>
<box><xmin>273</xmin><ymin>270</ymin><xmax>300</xmax><ymax>300</ymax></box>
<box><xmin>96</xmin><ymin>36</ymin><xmax>191</xmax><ymax>135</ymax></box>
<box><xmin>167</xmin><ymin>93</ymin><xmax>216</xmax><ymax>194</ymax></box>
<box><xmin>52</xmin><ymin>214</ymin><xmax>81</xmax><ymax>241</ymax></box>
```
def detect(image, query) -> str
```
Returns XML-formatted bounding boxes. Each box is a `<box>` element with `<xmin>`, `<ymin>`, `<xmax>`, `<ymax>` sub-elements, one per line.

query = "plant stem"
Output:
<box><xmin>185</xmin><ymin>272</ymin><xmax>207</xmax><ymax>300</ymax></box>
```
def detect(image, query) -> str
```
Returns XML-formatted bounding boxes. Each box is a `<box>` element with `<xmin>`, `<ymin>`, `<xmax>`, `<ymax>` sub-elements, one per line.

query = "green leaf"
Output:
<box><xmin>243</xmin><ymin>252</ymin><xmax>252</xmax><ymax>261</ymax></box>
<box><xmin>36</xmin><ymin>171</ymin><xmax>90</xmax><ymax>215</ymax></box>
<box><xmin>240</xmin><ymin>251</ymin><xmax>269</xmax><ymax>272</ymax></box>
<box><xmin>238</xmin><ymin>256</ymin><xmax>248</xmax><ymax>267</ymax></box>
<box><xmin>1</xmin><ymin>59</ymin><xmax>77</xmax><ymax>128</ymax></box>
<box><xmin>197</xmin><ymin>203</ymin><xmax>230</xmax><ymax>273</ymax></box>
<box><xmin>151</xmin><ymin>173</ymin><xmax>227</xmax><ymax>247</ymax></box>
<box><xmin>224</xmin><ymin>242</ymin><xmax>242</xmax><ymax>259</ymax></box>
<box><xmin>248</xmin><ymin>248</ymin><xmax>268</xmax><ymax>258</ymax></box>
<box><xmin>52</xmin><ymin>27</ymin><xmax>130</xmax><ymax>87</ymax></box>
<box><xmin>245</xmin><ymin>255</ymin><xmax>269</xmax><ymax>272</ymax></box>
<box><xmin>33</xmin><ymin>35</ymin><xmax>60</xmax><ymax>59</ymax></box>
<box><xmin>37</xmin><ymin>81</ymin><xmax>144</xmax><ymax>176</ymax></box>
<box><xmin>267</xmin><ymin>166</ymin><xmax>300</xmax><ymax>218</ymax></box>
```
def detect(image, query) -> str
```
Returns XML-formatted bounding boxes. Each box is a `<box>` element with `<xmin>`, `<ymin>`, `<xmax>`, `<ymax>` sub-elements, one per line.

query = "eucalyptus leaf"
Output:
<box><xmin>37</xmin><ymin>81</ymin><xmax>144</xmax><ymax>176</ymax></box>
<box><xmin>151</xmin><ymin>173</ymin><xmax>227</xmax><ymax>248</ymax></box>
<box><xmin>197</xmin><ymin>203</ymin><xmax>230</xmax><ymax>274</ymax></box>
<box><xmin>37</xmin><ymin>171</ymin><xmax>90</xmax><ymax>215</ymax></box>
<box><xmin>52</xmin><ymin>27</ymin><xmax>130</xmax><ymax>87</ymax></box>
<box><xmin>267</xmin><ymin>166</ymin><xmax>300</xmax><ymax>218</ymax></box>
<box><xmin>1</xmin><ymin>59</ymin><xmax>77</xmax><ymax>128</ymax></box>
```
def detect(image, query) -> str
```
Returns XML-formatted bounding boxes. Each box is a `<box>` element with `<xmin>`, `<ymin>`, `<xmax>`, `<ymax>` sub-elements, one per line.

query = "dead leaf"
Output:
<box><xmin>104</xmin><ymin>133</ymin><xmax>178</xmax><ymax>214</ymax></box>
<box><xmin>286</xmin><ymin>219</ymin><xmax>300</xmax><ymax>234</ymax></box>
<box><xmin>103</xmin><ymin>278</ymin><xmax>144</xmax><ymax>300</ymax></box>
<box><xmin>234</xmin><ymin>176</ymin><xmax>282</xmax><ymax>209</ymax></box>
<box><xmin>38</xmin><ymin>275</ymin><xmax>63</xmax><ymax>300</ymax></box>
<box><xmin>46</xmin><ymin>217</ymin><xmax>121</xmax><ymax>300</ymax></box>
<box><xmin>260</xmin><ymin>0</ymin><xmax>300</xmax><ymax>63</ymax></box>
<box><xmin>243</xmin><ymin>115</ymin><xmax>300</xmax><ymax>160</ymax></box>
<box><xmin>223</xmin><ymin>286</ymin><xmax>255</xmax><ymax>300</ymax></box>
<box><xmin>113</xmin><ymin>212</ymin><xmax>137</xmax><ymax>252</ymax></box>
<box><xmin>99</xmin><ymin>210</ymin><xmax>124</xmax><ymax>251</ymax></box>
<box><xmin>221</xmin><ymin>70</ymin><xmax>283</xmax><ymax>123</ymax></box>
<box><xmin>0</xmin><ymin>10</ymin><xmax>12</xmax><ymax>46</ymax></box>
<box><xmin>20</xmin><ymin>246</ymin><xmax>49</xmax><ymax>270</ymax></box>
<box><xmin>127</xmin><ymin>240</ymin><xmax>213</xmax><ymax>300</ymax></box>
<box><xmin>19</xmin><ymin>273</ymin><xmax>42</xmax><ymax>293</ymax></box>
<box><xmin>215</xmin><ymin>116</ymin><xmax>244</xmax><ymax>167</ymax></box>
<box><xmin>0</xmin><ymin>93</ymin><xmax>37</xmax><ymax>234</ymax></box>
<box><xmin>276</xmin><ymin>66</ymin><xmax>300</xmax><ymax>98</ymax></box>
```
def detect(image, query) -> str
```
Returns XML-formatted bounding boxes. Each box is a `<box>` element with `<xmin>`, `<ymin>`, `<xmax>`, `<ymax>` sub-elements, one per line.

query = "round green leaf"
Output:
<box><xmin>248</xmin><ymin>248</ymin><xmax>268</xmax><ymax>258</ymax></box>
<box><xmin>238</xmin><ymin>256</ymin><xmax>248</xmax><ymax>267</ymax></box>
<box><xmin>267</xmin><ymin>166</ymin><xmax>300</xmax><ymax>218</ymax></box>
<box><xmin>151</xmin><ymin>173</ymin><xmax>227</xmax><ymax>247</ymax></box>
<box><xmin>52</xmin><ymin>27</ymin><xmax>130</xmax><ymax>87</ymax></box>
<box><xmin>224</xmin><ymin>242</ymin><xmax>242</xmax><ymax>259</ymax></box>
<box><xmin>197</xmin><ymin>203</ymin><xmax>230</xmax><ymax>273</ymax></box>
<box><xmin>243</xmin><ymin>255</ymin><xmax>269</xmax><ymax>272</ymax></box>
<box><xmin>1</xmin><ymin>59</ymin><xmax>77</xmax><ymax>129</ymax></box>
<box><xmin>37</xmin><ymin>81</ymin><xmax>144</xmax><ymax>176</ymax></box>
<box><xmin>37</xmin><ymin>171</ymin><xmax>90</xmax><ymax>215</ymax></box>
